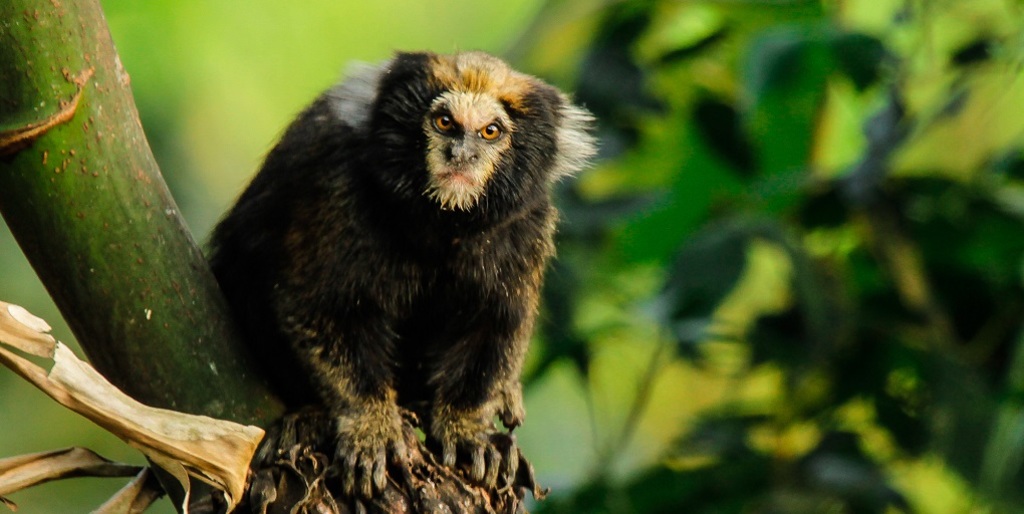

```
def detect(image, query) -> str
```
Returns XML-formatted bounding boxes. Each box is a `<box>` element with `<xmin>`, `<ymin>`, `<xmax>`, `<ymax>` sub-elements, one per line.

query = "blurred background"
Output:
<box><xmin>4</xmin><ymin>0</ymin><xmax>1024</xmax><ymax>512</ymax></box>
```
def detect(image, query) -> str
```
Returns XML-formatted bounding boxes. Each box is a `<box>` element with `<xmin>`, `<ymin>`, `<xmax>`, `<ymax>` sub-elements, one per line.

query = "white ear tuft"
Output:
<box><xmin>551</xmin><ymin>98</ymin><xmax>598</xmax><ymax>180</ymax></box>
<box><xmin>327</xmin><ymin>60</ymin><xmax>390</xmax><ymax>132</ymax></box>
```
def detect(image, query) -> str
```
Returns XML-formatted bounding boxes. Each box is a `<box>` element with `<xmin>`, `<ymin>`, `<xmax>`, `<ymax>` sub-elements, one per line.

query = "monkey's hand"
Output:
<box><xmin>334</xmin><ymin>400</ymin><xmax>409</xmax><ymax>498</ymax></box>
<box><xmin>431</xmin><ymin>405</ymin><xmax>520</xmax><ymax>489</ymax></box>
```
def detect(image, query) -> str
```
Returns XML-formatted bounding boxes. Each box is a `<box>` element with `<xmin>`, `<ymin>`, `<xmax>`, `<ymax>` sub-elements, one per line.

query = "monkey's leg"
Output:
<box><xmin>282</xmin><ymin>306</ymin><xmax>409</xmax><ymax>498</ymax></box>
<box><xmin>428</xmin><ymin>304</ymin><xmax>531</xmax><ymax>488</ymax></box>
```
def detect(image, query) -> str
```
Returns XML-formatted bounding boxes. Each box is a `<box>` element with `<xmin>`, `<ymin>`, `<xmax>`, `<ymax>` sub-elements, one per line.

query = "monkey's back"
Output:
<box><xmin>207</xmin><ymin>95</ymin><xmax>365</xmax><ymax>405</ymax></box>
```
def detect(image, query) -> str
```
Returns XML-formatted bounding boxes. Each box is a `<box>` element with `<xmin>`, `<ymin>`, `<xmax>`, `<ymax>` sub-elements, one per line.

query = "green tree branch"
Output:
<box><xmin>0</xmin><ymin>0</ymin><xmax>284</xmax><ymax>424</ymax></box>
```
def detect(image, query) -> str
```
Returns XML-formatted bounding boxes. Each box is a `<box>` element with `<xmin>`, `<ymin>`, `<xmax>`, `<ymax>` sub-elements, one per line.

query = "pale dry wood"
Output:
<box><xmin>0</xmin><ymin>447</ymin><xmax>141</xmax><ymax>498</ymax></box>
<box><xmin>0</xmin><ymin>300</ymin><xmax>266</xmax><ymax>512</ymax></box>
<box><xmin>94</xmin><ymin>468</ymin><xmax>165</xmax><ymax>514</ymax></box>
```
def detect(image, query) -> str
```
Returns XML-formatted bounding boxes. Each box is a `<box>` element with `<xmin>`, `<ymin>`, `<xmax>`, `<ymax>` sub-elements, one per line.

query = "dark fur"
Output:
<box><xmin>208</xmin><ymin>51</ymin><xmax>589</xmax><ymax>494</ymax></box>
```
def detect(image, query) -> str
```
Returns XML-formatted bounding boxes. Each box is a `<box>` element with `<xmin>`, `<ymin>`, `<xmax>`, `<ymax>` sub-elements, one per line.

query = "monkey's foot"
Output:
<box><xmin>334</xmin><ymin>402</ymin><xmax>410</xmax><ymax>498</ymax></box>
<box><xmin>243</xmin><ymin>408</ymin><xmax>545</xmax><ymax>514</ymax></box>
<box><xmin>431</xmin><ymin>409</ymin><xmax>523</xmax><ymax>490</ymax></box>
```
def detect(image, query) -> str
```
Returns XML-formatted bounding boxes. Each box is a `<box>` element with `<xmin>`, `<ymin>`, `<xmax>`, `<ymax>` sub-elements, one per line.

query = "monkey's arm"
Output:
<box><xmin>429</xmin><ymin>214</ymin><xmax>552</xmax><ymax>487</ymax></box>
<box><xmin>428</xmin><ymin>300</ymin><xmax>534</xmax><ymax>487</ymax></box>
<box><xmin>274</xmin><ymin>285</ymin><xmax>409</xmax><ymax>498</ymax></box>
<box><xmin>269</xmin><ymin>188</ymin><xmax>414</xmax><ymax>499</ymax></box>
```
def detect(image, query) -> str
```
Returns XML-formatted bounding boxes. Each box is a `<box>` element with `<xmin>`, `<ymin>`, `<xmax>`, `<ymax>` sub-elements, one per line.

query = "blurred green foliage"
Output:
<box><xmin>513</xmin><ymin>0</ymin><xmax>1024</xmax><ymax>513</ymax></box>
<box><xmin>4</xmin><ymin>0</ymin><xmax>1024</xmax><ymax>513</ymax></box>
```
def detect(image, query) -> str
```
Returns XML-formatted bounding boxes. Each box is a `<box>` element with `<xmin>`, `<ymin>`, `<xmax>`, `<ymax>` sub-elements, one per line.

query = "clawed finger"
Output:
<box><xmin>470</xmin><ymin>445</ymin><xmax>486</xmax><ymax>482</ymax></box>
<box><xmin>439</xmin><ymin>433</ymin><xmax>525</xmax><ymax>490</ymax></box>
<box><xmin>502</xmin><ymin>441</ymin><xmax>519</xmax><ymax>482</ymax></box>
<box><xmin>342</xmin><ymin>450</ymin><xmax>359</xmax><ymax>496</ymax></box>
<box><xmin>338</xmin><ymin>443</ymin><xmax>400</xmax><ymax>498</ymax></box>
<box><xmin>358</xmin><ymin>455</ymin><xmax>374</xmax><ymax>498</ymax></box>
<box><xmin>484</xmin><ymin>445</ymin><xmax>501</xmax><ymax>488</ymax></box>
<box><xmin>442</xmin><ymin>439</ymin><xmax>458</xmax><ymax>468</ymax></box>
<box><xmin>372</xmin><ymin>446</ymin><xmax>388</xmax><ymax>492</ymax></box>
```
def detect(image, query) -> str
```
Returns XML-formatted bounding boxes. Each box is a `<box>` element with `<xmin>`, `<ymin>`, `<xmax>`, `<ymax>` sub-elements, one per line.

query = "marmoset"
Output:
<box><xmin>208</xmin><ymin>51</ymin><xmax>595</xmax><ymax>498</ymax></box>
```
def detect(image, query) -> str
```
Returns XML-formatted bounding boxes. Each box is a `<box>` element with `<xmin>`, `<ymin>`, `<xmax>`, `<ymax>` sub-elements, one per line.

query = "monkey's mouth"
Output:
<box><xmin>426</xmin><ymin>168</ymin><xmax>487</xmax><ymax>211</ymax></box>
<box><xmin>437</xmin><ymin>169</ymin><xmax>479</xmax><ymax>186</ymax></box>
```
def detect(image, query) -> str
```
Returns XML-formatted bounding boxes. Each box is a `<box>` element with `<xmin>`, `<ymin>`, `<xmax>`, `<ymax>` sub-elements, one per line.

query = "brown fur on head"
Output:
<box><xmin>332</xmin><ymin>51</ymin><xmax>596</xmax><ymax>214</ymax></box>
<box><xmin>428</xmin><ymin>52</ymin><xmax>535</xmax><ymax>110</ymax></box>
<box><xmin>416</xmin><ymin>52</ymin><xmax>595</xmax><ymax>211</ymax></box>
<box><xmin>420</xmin><ymin>53</ymin><xmax>526</xmax><ymax>211</ymax></box>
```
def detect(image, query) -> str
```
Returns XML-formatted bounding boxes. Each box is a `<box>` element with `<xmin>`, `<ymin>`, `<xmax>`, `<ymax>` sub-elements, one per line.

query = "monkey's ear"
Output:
<box><xmin>327</xmin><ymin>60</ymin><xmax>391</xmax><ymax>132</ymax></box>
<box><xmin>550</xmin><ymin>97</ymin><xmax>598</xmax><ymax>180</ymax></box>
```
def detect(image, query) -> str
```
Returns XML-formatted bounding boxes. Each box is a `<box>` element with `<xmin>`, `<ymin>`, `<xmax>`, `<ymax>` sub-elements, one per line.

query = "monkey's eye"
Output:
<box><xmin>480</xmin><ymin>123</ymin><xmax>503</xmax><ymax>141</ymax></box>
<box><xmin>433</xmin><ymin>114</ymin><xmax>456</xmax><ymax>133</ymax></box>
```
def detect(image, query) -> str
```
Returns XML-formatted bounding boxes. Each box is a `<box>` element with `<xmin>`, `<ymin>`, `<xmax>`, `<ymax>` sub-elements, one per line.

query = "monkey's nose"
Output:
<box><xmin>448</xmin><ymin>143</ymin><xmax>478</xmax><ymax>163</ymax></box>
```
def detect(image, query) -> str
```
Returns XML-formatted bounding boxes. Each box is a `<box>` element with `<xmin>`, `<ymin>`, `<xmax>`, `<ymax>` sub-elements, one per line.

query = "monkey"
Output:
<box><xmin>207</xmin><ymin>51</ymin><xmax>596</xmax><ymax>498</ymax></box>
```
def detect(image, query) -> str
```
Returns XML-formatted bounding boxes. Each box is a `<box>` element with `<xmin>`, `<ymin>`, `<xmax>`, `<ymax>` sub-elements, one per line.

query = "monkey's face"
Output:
<box><xmin>364</xmin><ymin>51</ymin><xmax>595</xmax><ymax>217</ymax></box>
<box><xmin>423</xmin><ymin>91</ymin><xmax>514</xmax><ymax>211</ymax></box>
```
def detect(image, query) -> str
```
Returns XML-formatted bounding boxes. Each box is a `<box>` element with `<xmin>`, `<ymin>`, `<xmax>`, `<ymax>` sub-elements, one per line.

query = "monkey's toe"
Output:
<box><xmin>437</xmin><ymin>430</ymin><xmax>522</xmax><ymax>490</ymax></box>
<box><xmin>334</xmin><ymin>408</ymin><xmax>409</xmax><ymax>499</ymax></box>
<box><xmin>492</xmin><ymin>433</ymin><xmax>520</xmax><ymax>484</ymax></box>
<box><xmin>337</xmin><ymin>442</ymin><xmax>384</xmax><ymax>497</ymax></box>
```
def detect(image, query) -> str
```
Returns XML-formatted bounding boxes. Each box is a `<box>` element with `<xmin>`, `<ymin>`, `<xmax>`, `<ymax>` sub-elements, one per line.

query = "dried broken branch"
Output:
<box><xmin>94</xmin><ymin>468</ymin><xmax>165</xmax><ymax>514</ymax></box>
<box><xmin>0</xmin><ymin>447</ymin><xmax>142</xmax><ymax>510</ymax></box>
<box><xmin>0</xmin><ymin>301</ymin><xmax>265</xmax><ymax>512</ymax></box>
